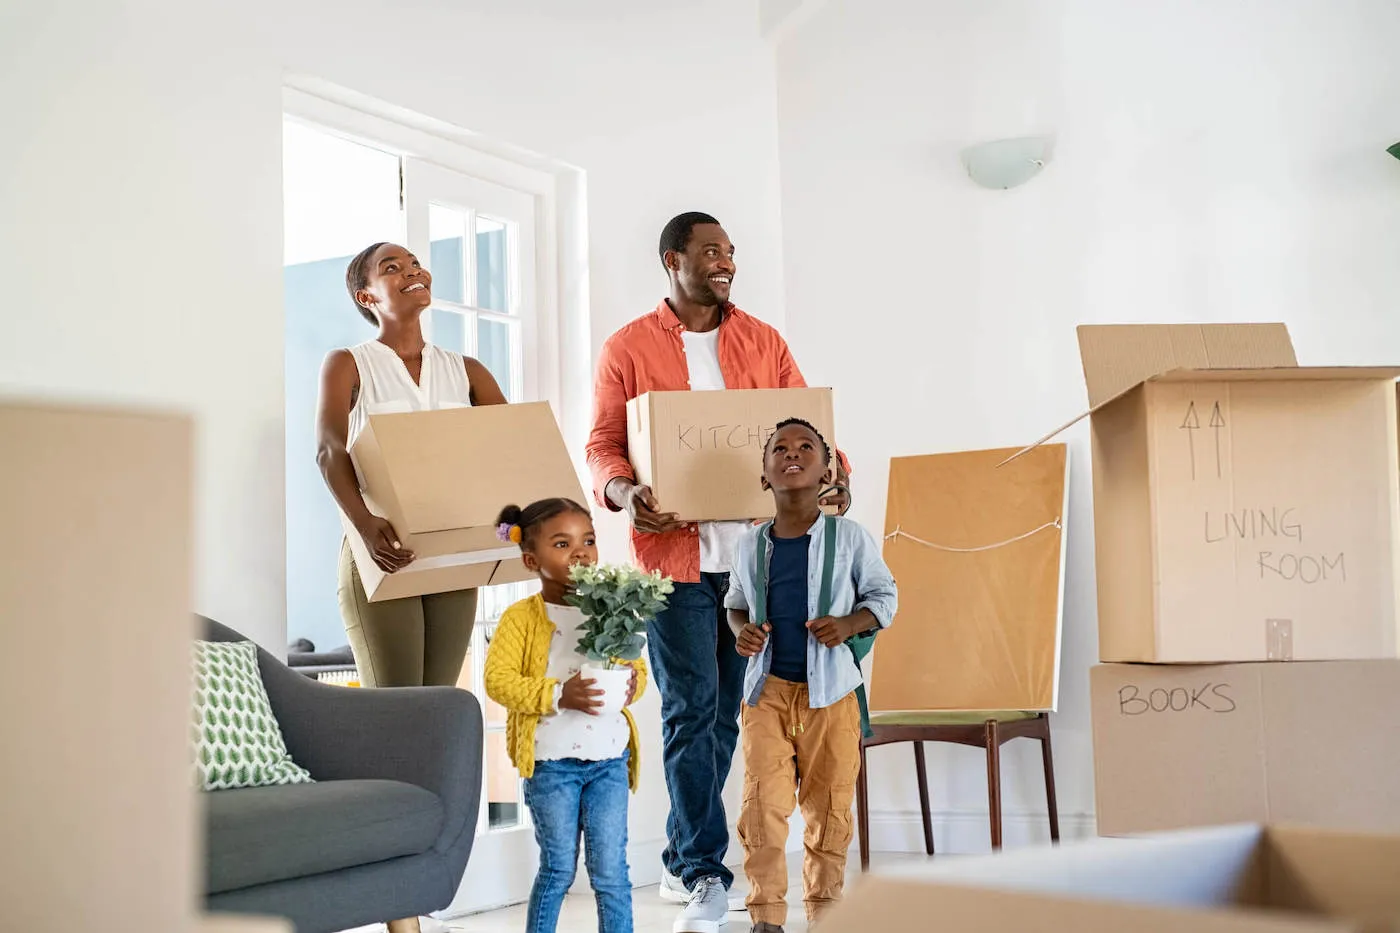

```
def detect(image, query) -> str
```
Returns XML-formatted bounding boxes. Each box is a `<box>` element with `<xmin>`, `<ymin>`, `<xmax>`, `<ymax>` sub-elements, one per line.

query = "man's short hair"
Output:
<box><xmin>658</xmin><ymin>212</ymin><xmax>721</xmax><ymax>266</ymax></box>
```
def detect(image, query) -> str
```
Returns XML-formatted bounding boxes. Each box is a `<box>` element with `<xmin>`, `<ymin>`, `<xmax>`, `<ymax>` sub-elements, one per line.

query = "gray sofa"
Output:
<box><xmin>199</xmin><ymin>617</ymin><xmax>483</xmax><ymax>933</ymax></box>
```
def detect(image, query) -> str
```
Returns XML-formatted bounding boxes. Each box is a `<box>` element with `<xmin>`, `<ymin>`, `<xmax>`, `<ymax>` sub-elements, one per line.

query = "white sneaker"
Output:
<box><xmin>419</xmin><ymin>919</ymin><xmax>452</xmax><ymax>933</ymax></box>
<box><xmin>661</xmin><ymin>869</ymin><xmax>748</xmax><ymax>911</ymax></box>
<box><xmin>661</xmin><ymin>868</ymin><xmax>690</xmax><ymax>903</ymax></box>
<box><xmin>673</xmin><ymin>875</ymin><xmax>730</xmax><ymax>933</ymax></box>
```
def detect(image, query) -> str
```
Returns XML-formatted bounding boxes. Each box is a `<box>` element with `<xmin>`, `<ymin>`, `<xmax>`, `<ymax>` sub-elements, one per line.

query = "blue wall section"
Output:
<box><xmin>284</xmin><ymin>252</ymin><xmax>374</xmax><ymax>650</ymax></box>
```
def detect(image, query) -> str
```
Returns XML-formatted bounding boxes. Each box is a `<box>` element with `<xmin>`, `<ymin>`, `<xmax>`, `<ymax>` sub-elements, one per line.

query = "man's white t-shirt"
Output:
<box><xmin>681</xmin><ymin>327</ymin><xmax>750</xmax><ymax>574</ymax></box>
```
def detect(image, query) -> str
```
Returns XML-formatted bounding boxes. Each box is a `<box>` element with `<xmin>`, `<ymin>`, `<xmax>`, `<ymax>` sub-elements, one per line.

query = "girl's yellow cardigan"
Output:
<box><xmin>483</xmin><ymin>593</ymin><xmax>647</xmax><ymax>791</ymax></box>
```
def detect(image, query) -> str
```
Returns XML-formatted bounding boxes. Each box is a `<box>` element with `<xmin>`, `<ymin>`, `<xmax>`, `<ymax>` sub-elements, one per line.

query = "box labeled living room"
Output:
<box><xmin>1016</xmin><ymin>322</ymin><xmax>1400</xmax><ymax>664</ymax></box>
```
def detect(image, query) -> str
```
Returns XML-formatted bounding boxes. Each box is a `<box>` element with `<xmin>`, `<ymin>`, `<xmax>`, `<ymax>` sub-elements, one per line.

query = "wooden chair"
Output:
<box><xmin>855</xmin><ymin>710</ymin><xmax>1059</xmax><ymax>870</ymax></box>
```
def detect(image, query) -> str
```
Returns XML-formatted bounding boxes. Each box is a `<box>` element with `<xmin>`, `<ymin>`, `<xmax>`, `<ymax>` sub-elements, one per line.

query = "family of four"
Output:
<box><xmin>315</xmin><ymin>213</ymin><xmax>898</xmax><ymax>933</ymax></box>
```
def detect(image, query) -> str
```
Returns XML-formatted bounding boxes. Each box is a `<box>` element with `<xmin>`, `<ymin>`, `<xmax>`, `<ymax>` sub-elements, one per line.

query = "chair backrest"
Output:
<box><xmin>197</xmin><ymin>615</ymin><xmax>243</xmax><ymax>644</ymax></box>
<box><xmin>193</xmin><ymin>615</ymin><xmax>316</xmax><ymax>749</ymax></box>
<box><xmin>194</xmin><ymin>615</ymin><xmax>296</xmax><ymax>694</ymax></box>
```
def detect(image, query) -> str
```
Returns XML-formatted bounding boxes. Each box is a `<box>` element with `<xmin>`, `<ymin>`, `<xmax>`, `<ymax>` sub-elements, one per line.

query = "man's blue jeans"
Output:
<box><xmin>523</xmin><ymin>753</ymin><xmax>632</xmax><ymax>933</ymax></box>
<box><xmin>647</xmin><ymin>573</ymin><xmax>745</xmax><ymax>889</ymax></box>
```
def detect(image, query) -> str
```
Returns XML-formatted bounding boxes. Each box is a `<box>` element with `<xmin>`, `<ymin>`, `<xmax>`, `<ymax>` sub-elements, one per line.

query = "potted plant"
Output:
<box><xmin>567</xmin><ymin>563</ymin><xmax>674</xmax><ymax>713</ymax></box>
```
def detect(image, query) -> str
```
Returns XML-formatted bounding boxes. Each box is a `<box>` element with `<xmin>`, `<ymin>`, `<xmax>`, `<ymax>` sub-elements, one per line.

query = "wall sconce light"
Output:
<box><xmin>961</xmin><ymin>136</ymin><xmax>1054</xmax><ymax>189</ymax></box>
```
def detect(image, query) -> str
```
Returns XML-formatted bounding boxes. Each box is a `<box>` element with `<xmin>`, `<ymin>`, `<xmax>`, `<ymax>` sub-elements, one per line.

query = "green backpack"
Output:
<box><xmin>750</xmin><ymin>513</ymin><xmax>878</xmax><ymax>739</ymax></box>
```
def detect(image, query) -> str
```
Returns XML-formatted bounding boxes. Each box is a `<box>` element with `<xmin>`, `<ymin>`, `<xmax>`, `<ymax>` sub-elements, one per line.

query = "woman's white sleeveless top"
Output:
<box><xmin>345</xmin><ymin>340</ymin><xmax>473</xmax><ymax>448</ymax></box>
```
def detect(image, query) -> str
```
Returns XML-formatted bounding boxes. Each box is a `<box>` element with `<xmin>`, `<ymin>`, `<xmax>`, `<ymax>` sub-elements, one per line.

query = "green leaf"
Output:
<box><xmin>570</xmin><ymin>562</ymin><xmax>668</xmax><ymax>658</ymax></box>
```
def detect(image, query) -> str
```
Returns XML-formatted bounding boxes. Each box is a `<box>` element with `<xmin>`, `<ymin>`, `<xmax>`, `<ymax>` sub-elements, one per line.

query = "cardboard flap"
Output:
<box><xmin>874</xmin><ymin>823</ymin><xmax>1267</xmax><ymax>906</ymax></box>
<box><xmin>998</xmin><ymin>409</ymin><xmax>1095</xmax><ymax>466</ymax></box>
<box><xmin>821</xmin><ymin>825</ymin><xmax>1400</xmax><ymax>933</ymax></box>
<box><xmin>1265</xmin><ymin>827</ymin><xmax>1400</xmax><ymax>923</ymax></box>
<box><xmin>1078</xmin><ymin>324</ymin><xmax>1297</xmax><ymax>409</ymax></box>
<box><xmin>821</xmin><ymin>879</ymin><xmax>1354</xmax><ymax>933</ymax></box>
<box><xmin>1150</xmin><ymin>366</ymin><xmax>1400</xmax><ymax>384</ymax></box>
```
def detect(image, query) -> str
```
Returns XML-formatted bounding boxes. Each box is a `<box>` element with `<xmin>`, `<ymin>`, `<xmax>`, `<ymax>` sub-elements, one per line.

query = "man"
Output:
<box><xmin>586</xmin><ymin>212</ymin><xmax>849</xmax><ymax>933</ymax></box>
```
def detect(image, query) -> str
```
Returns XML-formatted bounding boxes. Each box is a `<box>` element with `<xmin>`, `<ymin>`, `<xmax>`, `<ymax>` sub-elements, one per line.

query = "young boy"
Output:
<box><xmin>724</xmin><ymin>418</ymin><xmax>898</xmax><ymax>933</ymax></box>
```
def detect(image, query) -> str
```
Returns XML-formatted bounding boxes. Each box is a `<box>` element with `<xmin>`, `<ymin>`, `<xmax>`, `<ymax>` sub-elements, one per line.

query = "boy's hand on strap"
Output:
<box><xmin>625</xmin><ymin>668</ymin><xmax>638</xmax><ymax>706</ymax></box>
<box><xmin>559</xmin><ymin>672</ymin><xmax>604</xmax><ymax>716</ymax></box>
<box><xmin>807</xmin><ymin>610</ymin><xmax>876</xmax><ymax>648</ymax></box>
<box><xmin>736</xmin><ymin>622</ymin><xmax>771</xmax><ymax>657</ymax></box>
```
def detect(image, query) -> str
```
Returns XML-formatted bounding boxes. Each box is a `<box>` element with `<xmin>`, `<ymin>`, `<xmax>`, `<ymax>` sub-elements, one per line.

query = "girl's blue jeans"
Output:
<box><xmin>523</xmin><ymin>752</ymin><xmax>632</xmax><ymax>933</ymax></box>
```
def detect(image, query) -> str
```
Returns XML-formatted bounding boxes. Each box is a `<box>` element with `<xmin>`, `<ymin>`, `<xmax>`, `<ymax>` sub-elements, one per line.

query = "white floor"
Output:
<box><xmin>421</xmin><ymin>853</ymin><xmax>928</xmax><ymax>933</ymax></box>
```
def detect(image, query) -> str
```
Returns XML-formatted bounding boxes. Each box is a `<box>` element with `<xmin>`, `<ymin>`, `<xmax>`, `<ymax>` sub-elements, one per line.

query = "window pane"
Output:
<box><xmin>476</xmin><ymin>217</ymin><xmax>510</xmax><ymax>313</ymax></box>
<box><xmin>429</xmin><ymin>307</ymin><xmax>466</xmax><ymax>354</ymax></box>
<box><xmin>429</xmin><ymin>204</ymin><xmax>466</xmax><ymax>304</ymax></box>
<box><xmin>283</xmin><ymin>120</ymin><xmax>401</xmax><ymax>266</ymax></box>
<box><xmin>485</xmin><ymin>730</ymin><xmax>522</xmax><ymax>829</ymax></box>
<box><xmin>479</xmin><ymin>579</ymin><xmax>539</xmax><ymax>626</ymax></box>
<box><xmin>477</xmin><ymin>317</ymin><xmax>515</xmax><ymax>399</ymax></box>
<box><xmin>283</xmin><ymin>119</ymin><xmax>402</xmax><ymax>655</ymax></box>
<box><xmin>455</xmin><ymin>645</ymin><xmax>475</xmax><ymax>692</ymax></box>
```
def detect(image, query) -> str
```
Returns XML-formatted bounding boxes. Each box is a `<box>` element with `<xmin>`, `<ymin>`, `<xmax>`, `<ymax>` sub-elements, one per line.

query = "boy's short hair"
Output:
<box><xmin>763</xmin><ymin>417</ymin><xmax>832</xmax><ymax>467</ymax></box>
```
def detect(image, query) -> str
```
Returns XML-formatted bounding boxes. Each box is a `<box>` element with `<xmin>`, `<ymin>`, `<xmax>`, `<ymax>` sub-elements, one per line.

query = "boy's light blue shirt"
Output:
<box><xmin>725</xmin><ymin>514</ymin><xmax>898</xmax><ymax>709</ymax></box>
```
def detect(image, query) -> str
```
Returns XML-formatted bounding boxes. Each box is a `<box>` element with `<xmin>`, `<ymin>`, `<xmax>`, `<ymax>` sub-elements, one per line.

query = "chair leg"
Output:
<box><xmin>913</xmin><ymin>741</ymin><xmax>935</xmax><ymax>855</ymax></box>
<box><xmin>1040</xmin><ymin>718</ymin><xmax>1061</xmax><ymax>844</ymax></box>
<box><xmin>857</xmin><ymin>741</ymin><xmax>871</xmax><ymax>872</ymax></box>
<box><xmin>985</xmin><ymin>720</ymin><xmax>1003</xmax><ymax>851</ymax></box>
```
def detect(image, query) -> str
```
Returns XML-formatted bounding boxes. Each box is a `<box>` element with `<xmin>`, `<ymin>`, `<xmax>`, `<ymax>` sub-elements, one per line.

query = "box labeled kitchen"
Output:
<box><xmin>625</xmin><ymin>387</ymin><xmax>835</xmax><ymax>521</ymax></box>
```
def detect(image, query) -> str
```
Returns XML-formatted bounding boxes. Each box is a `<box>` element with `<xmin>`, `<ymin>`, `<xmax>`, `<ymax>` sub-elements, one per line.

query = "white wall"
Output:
<box><xmin>3</xmin><ymin>0</ymin><xmax>786</xmax><ymax>901</ymax></box>
<box><xmin>1</xmin><ymin>0</ymin><xmax>287</xmax><ymax>651</ymax></box>
<box><xmin>773</xmin><ymin>0</ymin><xmax>1400</xmax><ymax>851</ymax></box>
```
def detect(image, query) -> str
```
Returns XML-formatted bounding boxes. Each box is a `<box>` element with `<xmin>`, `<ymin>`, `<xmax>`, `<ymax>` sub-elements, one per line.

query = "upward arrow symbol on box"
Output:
<box><xmin>1209</xmin><ymin>402</ymin><xmax>1225</xmax><ymax>478</ymax></box>
<box><xmin>1180</xmin><ymin>401</ymin><xmax>1200</xmax><ymax>480</ymax></box>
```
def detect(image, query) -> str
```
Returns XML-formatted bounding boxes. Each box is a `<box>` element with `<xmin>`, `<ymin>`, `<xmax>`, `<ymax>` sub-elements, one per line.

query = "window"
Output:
<box><xmin>406</xmin><ymin>158</ymin><xmax>539</xmax><ymax>405</ymax></box>
<box><xmin>283</xmin><ymin>109</ymin><xmax>556</xmax><ymax>883</ymax></box>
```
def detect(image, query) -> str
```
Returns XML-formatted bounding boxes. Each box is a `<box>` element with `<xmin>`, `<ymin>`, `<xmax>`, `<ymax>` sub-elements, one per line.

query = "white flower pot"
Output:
<box><xmin>581</xmin><ymin>664</ymin><xmax>632</xmax><ymax>715</ymax></box>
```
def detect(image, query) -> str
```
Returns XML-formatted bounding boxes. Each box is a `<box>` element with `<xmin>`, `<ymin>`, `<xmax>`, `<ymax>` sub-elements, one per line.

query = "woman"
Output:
<box><xmin>316</xmin><ymin>241</ymin><xmax>508</xmax><ymax>694</ymax></box>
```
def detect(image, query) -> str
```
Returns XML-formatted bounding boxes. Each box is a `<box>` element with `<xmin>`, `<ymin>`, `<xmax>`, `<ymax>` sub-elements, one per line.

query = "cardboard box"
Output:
<box><xmin>626</xmin><ymin>388</ymin><xmax>835</xmax><ymax>521</ymax></box>
<box><xmin>1015</xmin><ymin>323</ymin><xmax>1400</xmax><ymax>663</ymax></box>
<box><xmin>1090</xmin><ymin>661</ymin><xmax>1400</xmax><ymax>836</ymax></box>
<box><xmin>346</xmin><ymin>401</ymin><xmax>585</xmax><ymax>601</ymax></box>
<box><xmin>874</xmin><ymin>444</ymin><xmax>1069</xmax><ymax>712</ymax></box>
<box><xmin>821</xmin><ymin>823</ymin><xmax>1400</xmax><ymax>933</ymax></box>
<box><xmin>3</xmin><ymin>402</ymin><xmax>197</xmax><ymax>931</ymax></box>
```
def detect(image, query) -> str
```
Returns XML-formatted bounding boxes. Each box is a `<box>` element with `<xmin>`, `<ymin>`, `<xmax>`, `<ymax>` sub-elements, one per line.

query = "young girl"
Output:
<box><xmin>484</xmin><ymin>498</ymin><xmax>647</xmax><ymax>933</ymax></box>
<box><xmin>725</xmin><ymin>419</ymin><xmax>898</xmax><ymax>933</ymax></box>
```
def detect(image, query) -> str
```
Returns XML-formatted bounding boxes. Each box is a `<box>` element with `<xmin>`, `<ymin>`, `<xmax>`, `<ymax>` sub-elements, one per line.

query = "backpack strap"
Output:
<box><xmin>751</xmin><ymin>521</ymin><xmax>773</xmax><ymax>626</ymax></box>
<box><xmin>817</xmin><ymin>513</ymin><xmax>837</xmax><ymax>619</ymax></box>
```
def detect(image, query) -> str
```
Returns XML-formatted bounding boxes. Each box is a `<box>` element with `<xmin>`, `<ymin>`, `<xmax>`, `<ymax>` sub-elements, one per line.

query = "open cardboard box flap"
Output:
<box><xmin>822</xmin><ymin>824</ymin><xmax>1400</xmax><ymax>933</ymax></box>
<box><xmin>1001</xmin><ymin>323</ymin><xmax>1399</xmax><ymax>465</ymax></box>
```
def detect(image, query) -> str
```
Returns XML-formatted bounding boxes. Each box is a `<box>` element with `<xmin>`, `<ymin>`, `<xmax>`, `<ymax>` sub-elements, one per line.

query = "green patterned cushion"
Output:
<box><xmin>192</xmin><ymin>640</ymin><xmax>313</xmax><ymax>790</ymax></box>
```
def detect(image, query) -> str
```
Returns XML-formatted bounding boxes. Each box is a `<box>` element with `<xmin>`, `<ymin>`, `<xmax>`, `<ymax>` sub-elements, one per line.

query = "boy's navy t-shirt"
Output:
<box><xmin>766</xmin><ymin>533</ymin><xmax>811</xmax><ymax>682</ymax></box>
